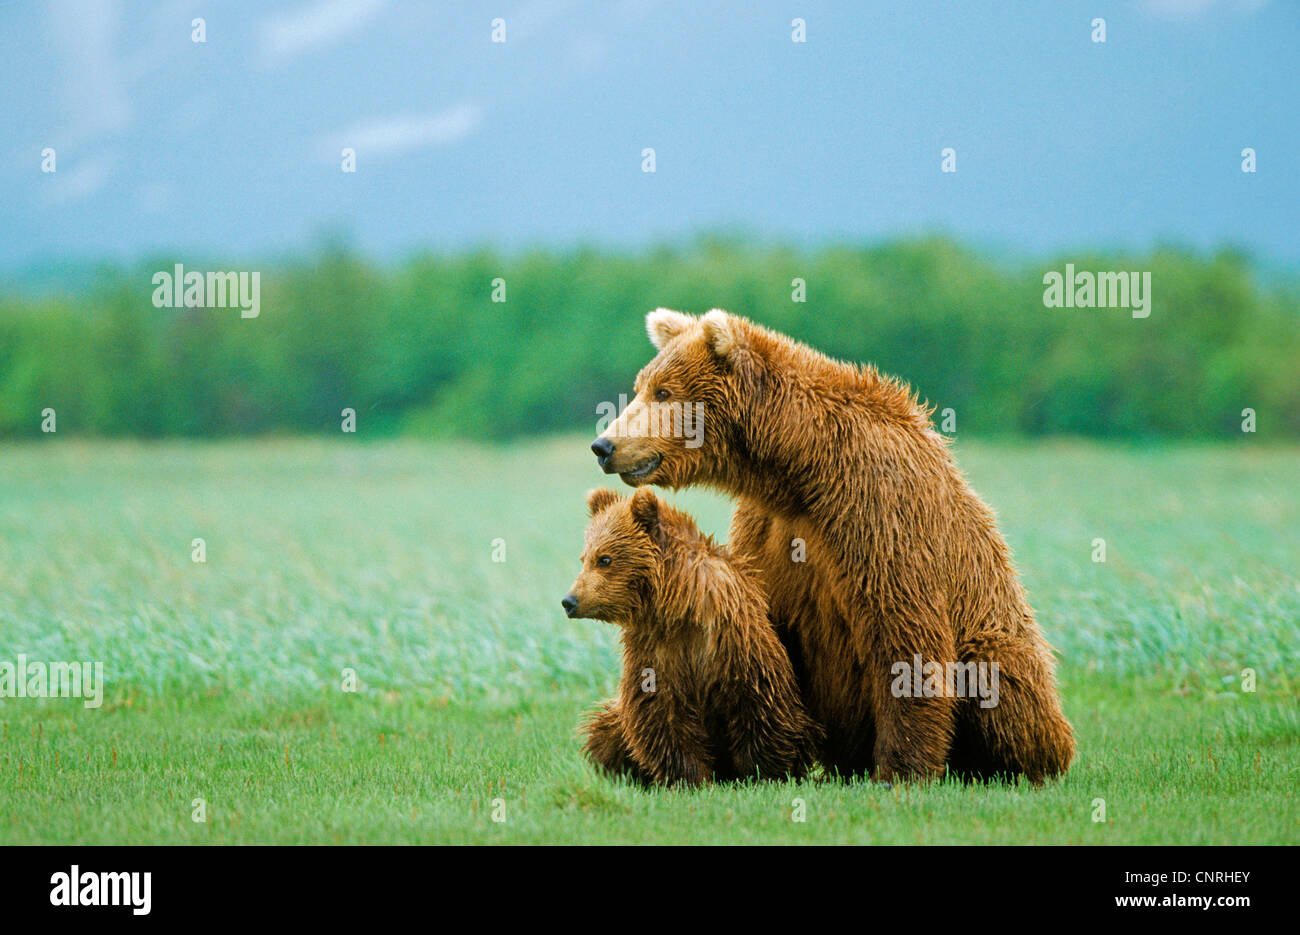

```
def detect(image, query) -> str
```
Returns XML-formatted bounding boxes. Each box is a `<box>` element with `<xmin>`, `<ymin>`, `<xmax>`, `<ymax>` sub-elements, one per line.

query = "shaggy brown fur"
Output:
<box><xmin>563</xmin><ymin>487</ymin><xmax>821</xmax><ymax>787</ymax></box>
<box><xmin>590</xmin><ymin>308</ymin><xmax>1075</xmax><ymax>783</ymax></box>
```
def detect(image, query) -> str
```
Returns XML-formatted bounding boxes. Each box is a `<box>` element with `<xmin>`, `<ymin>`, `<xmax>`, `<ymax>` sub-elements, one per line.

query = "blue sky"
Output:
<box><xmin>2</xmin><ymin>0</ymin><xmax>1296</xmax><ymax>270</ymax></box>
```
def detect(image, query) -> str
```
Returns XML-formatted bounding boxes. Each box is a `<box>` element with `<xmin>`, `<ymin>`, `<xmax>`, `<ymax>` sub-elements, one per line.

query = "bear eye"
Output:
<box><xmin>597</xmin><ymin>555</ymin><xmax>612</xmax><ymax>567</ymax></box>
<box><xmin>654</xmin><ymin>388</ymin><xmax>671</xmax><ymax>401</ymax></box>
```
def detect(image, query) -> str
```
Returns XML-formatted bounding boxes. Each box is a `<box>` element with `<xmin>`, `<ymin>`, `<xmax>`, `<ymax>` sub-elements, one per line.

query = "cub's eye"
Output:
<box><xmin>654</xmin><ymin>388</ymin><xmax>671</xmax><ymax>401</ymax></box>
<box><xmin>597</xmin><ymin>555</ymin><xmax>612</xmax><ymax>567</ymax></box>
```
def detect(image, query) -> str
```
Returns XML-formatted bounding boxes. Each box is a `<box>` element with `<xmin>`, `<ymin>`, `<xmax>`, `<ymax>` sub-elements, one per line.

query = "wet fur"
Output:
<box><xmin>569</xmin><ymin>488</ymin><xmax>821</xmax><ymax>787</ymax></box>
<box><xmin>593</xmin><ymin>309</ymin><xmax>1075</xmax><ymax>783</ymax></box>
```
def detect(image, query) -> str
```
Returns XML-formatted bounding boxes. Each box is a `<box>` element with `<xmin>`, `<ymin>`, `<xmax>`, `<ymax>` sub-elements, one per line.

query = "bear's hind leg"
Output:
<box><xmin>949</xmin><ymin>638</ymin><xmax>1075</xmax><ymax>784</ymax></box>
<box><xmin>866</xmin><ymin>601</ymin><xmax>959</xmax><ymax>782</ymax></box>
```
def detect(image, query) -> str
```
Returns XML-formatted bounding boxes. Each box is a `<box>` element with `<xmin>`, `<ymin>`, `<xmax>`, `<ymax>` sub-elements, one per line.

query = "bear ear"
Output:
<box><xmin>701</xmin><ymin>309</ymin><xmax>764</xmax><ymax>391</ymax></box>
<box><xmin>646</xmin><ymin>308</ymin><xmax>694</xmax><ymax>350</ymax></box>
<box><xmin>629</xmin><ymin>488</ymin><xmax>662</xmax><ymax>536</ymax></box>
<box><xmin>585</xmin><ymin>487</ymin><xmax>621</xmax><ymax>517</ymax></box>
<box><xmin>700</xmin><ymin>309</ymin><xmax>745</xmax><ymax>358</ymax></box>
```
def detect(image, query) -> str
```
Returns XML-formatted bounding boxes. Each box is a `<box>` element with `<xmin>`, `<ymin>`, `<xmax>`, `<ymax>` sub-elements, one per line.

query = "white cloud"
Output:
<box><xmin>46</xmin><ymin>156</ymin><xmax>113</xmax><ymax>205</ymax></box>
<box><xmin>137</xmin><ymin>180</ymin><xmax>178</xmax><ymax>215</ymax></box>
<box><xmin>503</xmin><ymin>0</ymin><xmax>586</xmax><ymax>42</ymax></box>
<box><xmin>566</xmin><ymin>33</ymin><xmax>610</xmax><ymax>71</ymax></box>
<box><xmin>1142</xmin><ymin>0</ymin><xmax>1269</xmax><ymax>19</ymax></box>
<box><xmin>325</xmin><ymin>105</ymin><xmax>485</xmax><ymax>160</ymax></box>
<box><xmin>48</xmin><ymin>0</ymin><xmax>131</xmax><ymax>143</ymax></box>
<box><xmin>258</xmin><ymin>0</ymin><xmax>388</xmax><ymax>64</ymax></box>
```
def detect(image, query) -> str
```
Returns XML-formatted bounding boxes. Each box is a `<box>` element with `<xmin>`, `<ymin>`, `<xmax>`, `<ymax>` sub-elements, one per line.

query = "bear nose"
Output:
<box><xmin>591</xmin><ymin>437</ymin><xmax>615</xmax><ymax>460</ymax></box>
<box><xmin>561</xmin><ymin>594</ymin><xmax>579</xmax><ymax>616</ymax></box>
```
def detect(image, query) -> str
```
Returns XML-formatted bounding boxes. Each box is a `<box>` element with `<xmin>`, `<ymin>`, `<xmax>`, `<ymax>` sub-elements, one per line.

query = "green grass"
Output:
<box><xmin>1</xmin><ymin>437</ymin><xmax>1297</xmax><ymax>844</ymax></box>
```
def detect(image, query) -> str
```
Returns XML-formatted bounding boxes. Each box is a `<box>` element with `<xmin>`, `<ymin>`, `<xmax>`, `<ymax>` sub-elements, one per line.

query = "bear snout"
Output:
<box><xmin>591</xmin><ymin>436</ymin><xmax>615</xmax><ymax>471</ymax></box>
<box><xmin>561</xmin><ymin>593</ymin><xmax>580</xmax><ymax>617</ymax></box>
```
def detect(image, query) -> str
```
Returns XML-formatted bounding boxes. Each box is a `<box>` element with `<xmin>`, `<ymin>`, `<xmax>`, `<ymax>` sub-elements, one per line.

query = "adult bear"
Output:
<box><xmin>590</xmin><ymin>308</ymin><xmax>1075</xmax><ymax>782</ymax></box>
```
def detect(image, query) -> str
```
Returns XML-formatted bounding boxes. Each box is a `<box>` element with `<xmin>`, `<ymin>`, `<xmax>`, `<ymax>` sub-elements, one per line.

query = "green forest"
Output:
<box><xmin>2</xmin><ymin>237</ymin><xmax>1296</xmax><ymax>439</ymax></box>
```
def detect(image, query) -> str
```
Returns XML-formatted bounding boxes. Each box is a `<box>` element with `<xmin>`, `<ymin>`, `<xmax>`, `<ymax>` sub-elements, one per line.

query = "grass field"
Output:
<box><xmin>1</xmin><ymin>437</ymin><xmax>1296</xmax><ymax>845</ymax></box>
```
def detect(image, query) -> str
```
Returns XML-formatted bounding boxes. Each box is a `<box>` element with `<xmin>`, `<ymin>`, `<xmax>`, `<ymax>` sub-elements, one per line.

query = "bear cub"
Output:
<box><xmin>562</xmin><ymin>487</ymin><xmax>821</xmax><ymax>787</ymax></box>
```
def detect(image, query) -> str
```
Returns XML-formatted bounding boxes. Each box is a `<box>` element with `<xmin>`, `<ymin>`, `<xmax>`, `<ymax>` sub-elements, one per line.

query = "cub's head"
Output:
<box><xmin>590</xmin><ymin>308</ymin><xmax>765</xmax><ymax>490</ymax></box>
<box><xmin>561</xmin><ymin>487</ymin><xmax>667</xmax><ymax>624</ymax></box>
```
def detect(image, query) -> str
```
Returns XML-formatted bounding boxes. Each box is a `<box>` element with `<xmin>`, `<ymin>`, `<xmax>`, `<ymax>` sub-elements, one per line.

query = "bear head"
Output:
<box><xmin>589</xmin><ymin>308</ymin><xmax>765</xmax><ymax>490</ymax></box>
<box><xmin>561</xmin><ymin>487</ymin><xmax>668</xmax><ymax>624</ymax></box>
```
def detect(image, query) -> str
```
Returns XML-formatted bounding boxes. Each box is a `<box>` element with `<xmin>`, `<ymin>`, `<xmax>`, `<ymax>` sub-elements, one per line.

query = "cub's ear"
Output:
<box><xmin>646</xmin><ymin>308</ymin><xmax>694</xmax><ymax>350</ymax></box>
<box><xmin>585</xmin><ymin>487</ymin><xmax>621</xmax><ymax>517</ymax></box>
<box><xmin>629</xmin><ymin>488</ymin><xmax>662</xmax><ymax>536</ymax></box>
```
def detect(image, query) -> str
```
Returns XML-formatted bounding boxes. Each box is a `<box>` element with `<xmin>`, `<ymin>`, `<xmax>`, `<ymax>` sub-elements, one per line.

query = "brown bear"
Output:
<box><xmin>562</xmin><ymin>486</ymin><xmax>821</xmax><ymax>787</ymax></box>
<box><xmin>588</xmin><ymin>308</ymin><xmax>1075</xmax><ymax>783</ymax></box>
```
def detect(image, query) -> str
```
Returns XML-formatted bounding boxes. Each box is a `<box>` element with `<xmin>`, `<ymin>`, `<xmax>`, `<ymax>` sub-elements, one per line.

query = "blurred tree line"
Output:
<box><xmin>1</xmin><ymin>237</ymin><xmax>1296</xmax><ymax>439</ymax></box>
